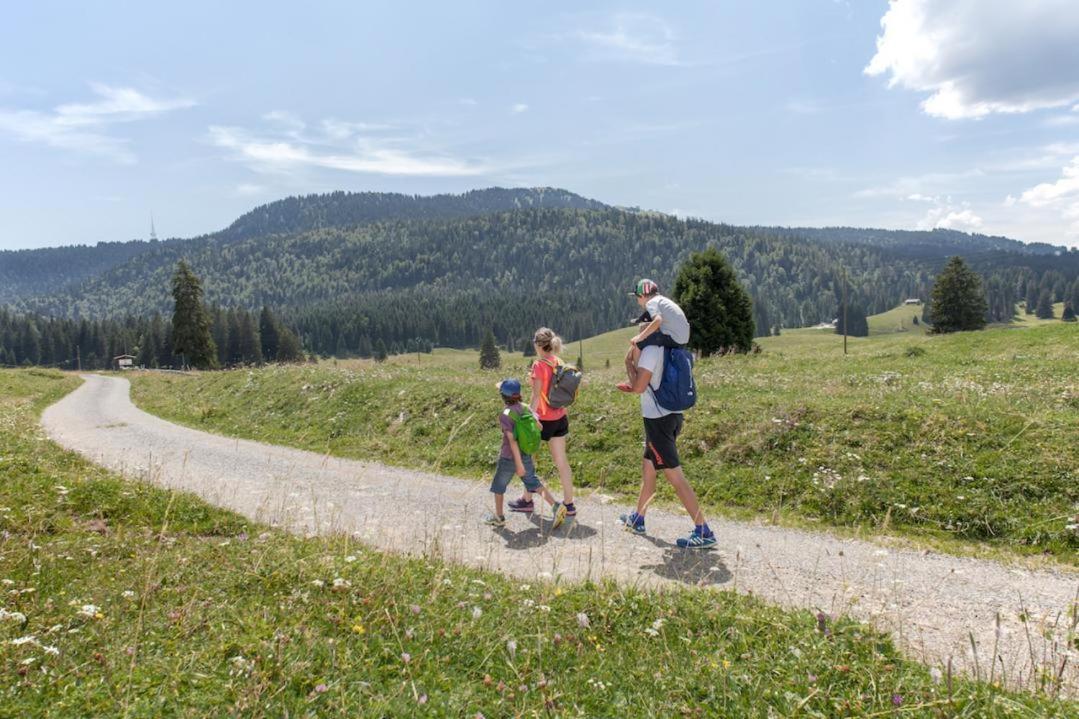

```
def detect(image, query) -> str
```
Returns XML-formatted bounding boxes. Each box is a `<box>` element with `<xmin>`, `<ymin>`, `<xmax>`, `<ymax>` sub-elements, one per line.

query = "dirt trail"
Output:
<box><xmin>42</xmin><ymin>374</ymin><xmax>1078</xmax><ymax>693</ymax></box>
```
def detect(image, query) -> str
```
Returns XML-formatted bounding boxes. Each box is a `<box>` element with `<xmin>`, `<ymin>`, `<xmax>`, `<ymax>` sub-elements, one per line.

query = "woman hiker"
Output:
<box><xmin>507</xmin><ymin>327</ymin><xmax>578</xmax><ymax>519</ymax></box>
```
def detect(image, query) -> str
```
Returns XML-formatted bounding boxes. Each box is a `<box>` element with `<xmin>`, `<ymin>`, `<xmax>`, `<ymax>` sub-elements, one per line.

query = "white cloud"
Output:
<box><xmin>0</xmin><ymin>83</ymin><xmax>193</xmax><ymax>163</ymax></box>
<box><xmin>575</xmin><ymin>13</ymin><xmax>681</xmax><ymax>66</ymax></box>
<box><xmin>866</xmin><ymin>1</ymin><xmax>1079</xmax><ymax>119</ymax></box>
<box><xmin>235</xmin><ymin>183</ymin><xmax>266</xmax><ymax>197</ymax></box>
<box><xmin>209</xmin><ymin>117</ymin><xmax>489</xmax><ymax>177</ymax></box>
<box><xmin>909</xmin><ymin>195</ymin><xmax>985</xmax><ymax>231</ymax></box>
<box><xmin>1017</xmin><ymin>157</ymin><xmax>1079</xmax><ymax>236</ymax></box>
<box><xmin>511</xmin><ymin>103</ymin><xmax>529</xmax><ymax>114</ymax></box>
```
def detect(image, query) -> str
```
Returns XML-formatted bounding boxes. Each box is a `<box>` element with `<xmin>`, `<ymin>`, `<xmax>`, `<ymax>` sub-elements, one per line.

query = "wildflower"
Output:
<box><xmin>892</xmin><ymin>694</ymin><xmax>903</xmax><ymax>707</ymax></box>
<box><xmin>576</xmin><ymin>612</ymin><xmax>590</xmax><ymax>628</ymax></box>
<box><xmin>472</xmin><ymin>606</ymin><xmax>482</xmax><ymax>619</ymax></box>
<box><xmin>10</xmin><ymin>635</ymin><xmax>36</xmax><ymax>646</ymax></box>
<box><xmin>417</xmin><ymin>694</ymin><xmax>428</xmax><ymax>705</ymax></box>
<box><xmin>344</xmin><ymin>555</ymin><xmax>357</xmax><ymax>563</ymax></box>
<box><xmin>121</xmin><ymin>590</ymin><xmax>136</xmax><ymax>600</ymax></box>
<box><xmin>351</xmin><ymin>622</ymin><xmax>365</xmax><ymax>635</ymax></box>
<box><xmin>332</xmin><ymin>577</ymin><xmax>351</xmax><ymax>591</ymax></box>
<box><xmin>1</xmin><ymin>579</ymin><xmax>13</xmax><ymax>586</ymax></box>
<box><xmin>42</xmin><ymin>645</ymin><xmax>59</xmax><ymax>655</ymax></box>
<box><xmin>929</xmin><ymin>667</ymin><xmax>943</xmax><ymax>684</ymax></box>
<box><xmin>311</xmin><ymin>580</ymin><xmax>325</xmax><ymax>588</ymax></box>
<box><xmin>401</xmin><ymin>652</ymin><xmax>411</xmax><ymax>664</ymax></box>
<box><xmin>506</xmin><ymin>639</ymin><xmax>517</xmax><ymax>659</ymax></box>
<box><xmin>314</xmin><ymin>683</ymin><xmax>328</xmax><ymax>693</ymax></box>
<box><xmin>404</xmin><ymin>628</ymin><xmax>414</xmax><ymax>640</ymax></box>
<box><xmin>723</xmin><ymin>659</ymin><xmax>731</xmax><ymax>669</ymax></box>
<box><xmin>409</xmin><ymin>604</ymin><xmax>421</xmax><ymax>615</ymax></box>
<box><xmin>0</xmin><ymin>608</ymin><xmax>26</xmax><ymax>623</ymax></box>
<box><xmin>537</xmin><ymin>605</ymin><xmax>551</xmax><ymax>613</ymax></box>
<box><xmin>77</xmin><ymin>604</ymin><xmax>101</xmax><ymax>619</ymax></box>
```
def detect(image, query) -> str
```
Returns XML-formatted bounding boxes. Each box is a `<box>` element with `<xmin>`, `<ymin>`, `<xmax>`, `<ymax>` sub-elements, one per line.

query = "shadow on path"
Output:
<box><xmin>635</xmin><ymin>533</ymin><xmax>733</xmax><ymax>586</ymax></box>
<box><xmin>495</xmin><ymin>515</ymin><xmax>598</xmax><ymax>550</ymax></box>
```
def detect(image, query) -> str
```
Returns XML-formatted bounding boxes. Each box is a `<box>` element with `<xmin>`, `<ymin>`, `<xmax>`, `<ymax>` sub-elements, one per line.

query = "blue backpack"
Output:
<box><xmin>651</xmin><ymin>347</ymin><xmax>697</xmax><ymax>412</ymax></box>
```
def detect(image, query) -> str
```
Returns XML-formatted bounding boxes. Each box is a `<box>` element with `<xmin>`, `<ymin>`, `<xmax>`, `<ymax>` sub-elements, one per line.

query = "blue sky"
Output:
<box><xmin>2</xmin><ymin>1</ymin><xmax>1079</xmax><ymax>250</ymax></box>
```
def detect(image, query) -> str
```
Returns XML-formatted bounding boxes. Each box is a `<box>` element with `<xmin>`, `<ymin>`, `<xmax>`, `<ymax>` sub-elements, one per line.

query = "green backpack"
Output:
<box><xmin>506</xmin><ymin>407</ymin><xmax>542</xmax><ymax>455</ymax></box>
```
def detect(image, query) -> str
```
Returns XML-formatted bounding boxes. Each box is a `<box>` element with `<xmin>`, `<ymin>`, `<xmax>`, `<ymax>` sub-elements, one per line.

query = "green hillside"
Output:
<box><xmin>131</xmin><ymin>322</ymin><xmax>1079</xmax><ymax>562</ymax></box>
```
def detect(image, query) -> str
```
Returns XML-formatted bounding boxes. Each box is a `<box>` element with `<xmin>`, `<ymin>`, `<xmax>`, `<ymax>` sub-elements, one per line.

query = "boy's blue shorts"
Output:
<box><xmin>490</xmin><ymin>456</ymin><xmax>543</xmax><ymax>495</ymax></box>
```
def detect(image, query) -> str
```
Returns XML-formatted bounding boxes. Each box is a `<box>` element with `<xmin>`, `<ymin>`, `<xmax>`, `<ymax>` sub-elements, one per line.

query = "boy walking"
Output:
<box><xmin>484</xmin><ymin>378</ymin><xmax>567</xmax><ymax>529</ymax></box>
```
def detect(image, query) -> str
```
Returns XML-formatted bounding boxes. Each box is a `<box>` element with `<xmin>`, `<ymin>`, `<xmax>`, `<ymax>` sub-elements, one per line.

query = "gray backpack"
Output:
<box><xmin>543</xmin><ymin>358</ymin><xmax>582</xmax><ymax>409</ymax></box>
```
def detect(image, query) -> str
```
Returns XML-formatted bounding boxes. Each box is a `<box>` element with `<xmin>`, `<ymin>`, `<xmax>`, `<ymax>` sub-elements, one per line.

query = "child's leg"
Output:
<box><xmin>493</xmin><ymin>492</ymin><xmax>505</xmax><ymax>517</ymax></box>
<box><xmin>520</xmin><ymin>456</ymin><xmax>555</xmax><ymax>505</ymax></box>
<box><xmin>489</xmin><ymin>458</ymin><xmax>514</xmax><ymax>516</ymax></box>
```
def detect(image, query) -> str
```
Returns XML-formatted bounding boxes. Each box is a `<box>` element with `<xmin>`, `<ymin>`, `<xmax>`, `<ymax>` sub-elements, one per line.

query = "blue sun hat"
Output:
<box><xmin>498</xmin><ymin>378</ymin><xmax>522</xmax><ymax>397</ymax></box>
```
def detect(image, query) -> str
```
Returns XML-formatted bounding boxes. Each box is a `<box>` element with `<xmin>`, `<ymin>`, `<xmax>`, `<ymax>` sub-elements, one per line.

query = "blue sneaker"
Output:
<box><xmin>619</xmin><ymin>512</ymin><xmax>646</xmax><ymax>534</ymax></box>
<box><xmin>676</xmin><ymin>528</ymin><xmax>717</xmax><ymax>549</ymax></box>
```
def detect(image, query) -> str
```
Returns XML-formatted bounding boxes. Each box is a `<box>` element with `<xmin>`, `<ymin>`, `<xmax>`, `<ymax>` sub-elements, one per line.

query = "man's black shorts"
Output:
<box><xmin>540</xmin><ymin>415</ymin><xmax>569</xmax><ymax>441</ymax></box>
<box><xmin>643</xmin><ymin>413</ymin><xmax>684</xmax><ymax>470</ymax></box>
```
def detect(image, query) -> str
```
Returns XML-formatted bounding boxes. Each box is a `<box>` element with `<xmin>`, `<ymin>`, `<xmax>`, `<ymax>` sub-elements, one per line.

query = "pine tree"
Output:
<box><xmin>479</xmin><ymin>329</ymin><xmax>501</xmax><ymax>369</ymax></box>
<box><xmin>1062</xmin><ymin>303</ymin><xmax>1077</xmax><ymax>322</ymax></box>
<box><xmin>1035</xmin><ymin>289</ymin><xmax>1054</xmax><ymax>319</ymax></box>
<box><xmin>835</xmin><ymin>302</ymin><xmax>869</xmax><ymax>337</ymax></box>
<box><xmin>929</xmin><ymin>257</ymin><xmax>988</xmax><ymax>334</ymax></box>
<box><xmin>276</xmin><ymin>327</ymin><xmax>304</xmax><ymax>362</ymax></box>
<box><xmin>170</xmin><ymin>260</ymin><xmax>217</xmax><ymax>369</ymax></box>
<box><xmin>259</xmin><ymin>306</ymin><xmax>280</xmax><ymax>361</ymax></box>
<box><xmin>672</xmin><ymin>247</ymin><xmax>754</xmax><ymax>355</ymax></box>
<box><xmin>374</xmin><ymin>338</ymin><xmax>388</xmax><ymax>363</ymax></box>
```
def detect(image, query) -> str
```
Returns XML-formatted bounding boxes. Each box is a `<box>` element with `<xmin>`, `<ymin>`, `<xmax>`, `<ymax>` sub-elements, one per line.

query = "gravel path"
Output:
<box><xmin>43</xmin><ymin>374</ymin><xmax>1078</xmax><ymax>693</ymax></box>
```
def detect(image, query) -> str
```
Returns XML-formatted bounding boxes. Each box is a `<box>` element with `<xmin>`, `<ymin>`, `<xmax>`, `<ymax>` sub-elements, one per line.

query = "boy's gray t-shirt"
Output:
<box><xmin>645</xmin><ymin>295</ymin><xmax>690</xmax><ymax>344</ymax></box>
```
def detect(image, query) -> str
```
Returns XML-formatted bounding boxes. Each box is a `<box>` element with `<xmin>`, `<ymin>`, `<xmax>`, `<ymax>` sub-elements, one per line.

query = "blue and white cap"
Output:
<box><xmin>498</xmin><ymin>378</ymin><xmax>522</xmax><ymax>397</ymax></box>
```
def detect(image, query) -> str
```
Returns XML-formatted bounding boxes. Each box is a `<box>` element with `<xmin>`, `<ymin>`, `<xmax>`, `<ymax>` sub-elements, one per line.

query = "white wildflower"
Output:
<box><xmin>472</xmin><ymin>606</ymin><xmax>482</xmax><ymax>619</ymax></box>
<box><xmin>0</xmin><ymin>608</ymin><xmax>26</xmax><ymax>623</ymax></box>
<box><xmin>344</xmin><ymin>555</ymin><xmax>357</xmax><ymax>563</ymax></box>
<box><xmin>331</xmin><ymin>577</ymin><xmax>351</xmax><ymax>591</ymax></box>
<box><xmin>577</xmin><ymin>612</ymin><xmax>590</xmax><ymax>628</ymax></box>
<box><xmin>311</xmin><ymin>579</ymin><xmax>325</xmax><ymax>588</ymax></box>
<box><xmin>506</xmin><ymin>639</ymin><xmax>517</xmax><ymax>659</ymax></box>
<box><xmin>9</xmin><ymin>635</ymin><xmax>36</xmax><ymax>646</ymax></box>
<box><xmin>121</xmin><ymin>590</ymin><xmax>136</xmax><ymax>600</ymax></box>
<box><xmin>77</xmin><ymin>604</ymin><xmax>100</xmax><ymax>619</ymax></box>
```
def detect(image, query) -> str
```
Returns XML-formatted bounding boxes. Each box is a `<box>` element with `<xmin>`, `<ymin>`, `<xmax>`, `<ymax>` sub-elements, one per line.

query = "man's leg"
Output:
<box><xmin>660</xmin><ymin>466</ymin><xmax>705</xmax><ymax>526</ymax></box>
<box><xmin>636</xmin><ymin>458</ymin><xmax>658</xmax><ymax>516</ymax></box>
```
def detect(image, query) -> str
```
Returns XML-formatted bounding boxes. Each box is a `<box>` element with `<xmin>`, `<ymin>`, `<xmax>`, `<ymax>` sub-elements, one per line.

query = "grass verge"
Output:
<box><xmin>2</xmin><ymin>369</ymin><xmax>1077</xmax><ymax>716</ymax></box>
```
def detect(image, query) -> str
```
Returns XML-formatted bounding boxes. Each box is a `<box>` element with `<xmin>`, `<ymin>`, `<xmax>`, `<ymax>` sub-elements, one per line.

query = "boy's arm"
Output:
<box><xmin>631</xmin><ymin>315</ymin><xmax>663</xmax><ymax>344</ymax></box>
<box><xmin>506</xmin><ymin>432</ymin><xmax>526</xmax><ymax>476</ymax></box>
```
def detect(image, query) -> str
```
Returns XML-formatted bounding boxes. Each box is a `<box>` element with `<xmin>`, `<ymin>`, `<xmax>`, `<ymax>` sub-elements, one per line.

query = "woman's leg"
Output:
<box><xmin>547</xmin><ymin>435</ymin><xmax>574</xmax><ymax>504</ymax></box>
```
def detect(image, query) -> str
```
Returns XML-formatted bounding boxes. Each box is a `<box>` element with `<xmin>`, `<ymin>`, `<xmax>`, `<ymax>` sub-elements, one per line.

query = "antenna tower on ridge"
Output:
<box><xmin>150</xmin><ymin>213</ymin><xmax>158</xmax><ymax>241</ymax></box>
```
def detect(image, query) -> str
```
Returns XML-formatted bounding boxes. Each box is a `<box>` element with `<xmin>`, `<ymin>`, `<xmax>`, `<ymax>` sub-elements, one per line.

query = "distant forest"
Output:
<box><xmin>2</xmin><ymin>188</ymin><xmax>1077</xmax><ymax>362</ymax></box>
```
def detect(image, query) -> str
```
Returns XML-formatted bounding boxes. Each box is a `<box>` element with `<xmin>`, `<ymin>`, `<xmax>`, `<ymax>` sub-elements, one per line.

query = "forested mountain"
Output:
<box><xmin>4</xmin><ymin>188</ymin><xmax>1078</xmax><ymax>358</ymax></box>
<box><xmin>0</xmin><ymin>239</ymin><xmax>159</xmax><ymax>305</ymax></box>
<box><xmin>764</xmin><ymin>227</ymin><xmax>1066</xmax><ymax>257</ymax></box>
<box><xmin>0</xmin><ymin>187</ymin><xmax>607</xmax><ymax>306</ymax></box>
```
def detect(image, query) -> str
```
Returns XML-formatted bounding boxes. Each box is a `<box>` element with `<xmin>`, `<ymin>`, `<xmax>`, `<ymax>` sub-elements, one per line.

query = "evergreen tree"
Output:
<box><xmin>259</xmin><ymin>306</ymin><xmax>280</xmax><ymax>361</ymax></box>
<box><xmin>237</xmin><ymin>312</ymin><xmax>263</xmax><ymax>364</ymax></box>
<box><xmin>1035</xmin><ymin>289</ymin><xmax>1054</xmax><ymax>319</ymax></box>
<box><xmin>479</xmin><ymin>329</ymin><xmax>501</xmax><ymax>369</ymax></box>
<box><xmin>928</xmin><ymin>257</ymin><xmax>988</xmax><ymax>334</ymax></box>
<box><xmin>671</xmin><ymin>247</ymin><xmax>754</xmax><ymax>355</ymax></box>
<box><xmin>1025</xmin><ymin>280</ymin><xmax>1038</xmax><ymax>315</ymax></box>
<box><xmin>170</xmin><ymin>260</ymin><xmax>217</xmax><ymax>368</ymax></box>
<box><xmin>1062</xmin><ymin>303</ymin><xmax>1076</xmax><ymax>322</ymax></box>
<box><xmin>276</xmin><ymin>326</ymin><xmax>304</xmax><ymax>362</ymax></box>
<box><xmin>374</xmin><ymin>338</ymin><xmax>388</xmax><ymax>363</ymax></box>
<box><xmin>835</xmin><ymin>302</ymin><xmax>869</xmax><ymax>338</ymax></box>
<box><xmin>522</xmin><ymin>340</ymin><xmax>536</xmax><ymax>358</ymax></box>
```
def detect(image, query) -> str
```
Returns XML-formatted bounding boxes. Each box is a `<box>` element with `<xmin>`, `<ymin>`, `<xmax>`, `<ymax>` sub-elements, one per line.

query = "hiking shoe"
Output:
<box><xmin>619</xmin><ymin>512</ymin><xmax>646</xmax><ymax>534</ymax></box>
<box><xmin>508</xmin><ymin>497</ymin><xmax>535</xmax><ymax>514</ymax></box>
<box><xmin>483</xmin><ymin>513</ymin><xmax>506</xmax><ymax>527</ymax></box>
<box><xmin>676</xmin><ymin>528</ymin><xmax>717</xmax><ymax>549</ymax></box>
<box><xmin>563</xmin><ymin>502</ymin><xmax>577</xmax><ymax>518</ymax></box>
<box><xmin>551</xmin><ymin>502</ymin><xmax>567</xmax><ymax>530</ymax></box>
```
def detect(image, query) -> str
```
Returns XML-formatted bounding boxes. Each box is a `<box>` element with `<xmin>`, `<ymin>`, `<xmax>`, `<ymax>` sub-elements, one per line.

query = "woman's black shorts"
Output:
<box><xmin>540</xmin><ymin>416</ymin><xmax>569</xmax><ymax>441</ymax></box>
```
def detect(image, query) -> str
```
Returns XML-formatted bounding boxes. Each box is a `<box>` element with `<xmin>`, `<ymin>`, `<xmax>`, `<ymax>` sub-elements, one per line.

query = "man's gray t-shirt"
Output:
<box><xmin>646</xmin><ymin>295</ymin><xmax>690</xmax><ymax>345</ymax></box>
<box><xmin>638</xmin><ymin>345</ymin><xmax>676</xmax><ymax>419</ymax></box>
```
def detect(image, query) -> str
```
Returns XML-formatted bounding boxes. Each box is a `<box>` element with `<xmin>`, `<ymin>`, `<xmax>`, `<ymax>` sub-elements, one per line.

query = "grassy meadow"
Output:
<box><xmin>7</xmin><ymin>371</ymin><xmax>1077</xmax><ymax>715</ymax></box>
<box><xmin>130</xmin><ymin>311</ymin><xmax>1079</xmax><ymax>563</ymax></box>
